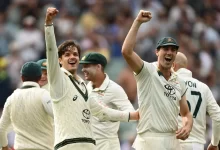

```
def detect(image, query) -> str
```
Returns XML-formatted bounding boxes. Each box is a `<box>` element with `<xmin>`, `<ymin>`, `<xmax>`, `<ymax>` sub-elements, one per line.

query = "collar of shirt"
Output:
<box><xmin>22</xmin><ymin>81</ymin><xmax>40</xmax><ymax>88</ymax></box>
<box><xmin>88</xmin><ymin>73</ymin><xmax>110</xmax><ymax>92</ymax></box>
<box><xmin>152</xmin><ymin>61</ymin><xmax>178</xmax><ymax>81</ymax></box>
<box><xmin>176</xmin><ymin>68</ymin><xmax>192</xmax><ymax>78</ymax></box>
<box><xmin>61</xmin><ymin>67</ymin><xmax>85</xmax><ymax>84</ymax></box>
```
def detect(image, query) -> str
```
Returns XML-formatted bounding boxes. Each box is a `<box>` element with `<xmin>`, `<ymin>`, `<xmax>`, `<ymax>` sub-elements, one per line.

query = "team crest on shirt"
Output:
<box><xmin>42</xmin><ymin>62</ymin><xmax>47</xmax><ymax>67</ymax></box>
<box><xmin>82</xmin><ymin>109</ymin><xmax>90</xmax><ymax>124</ymax></box>
<box><xmin>164</xmin><ymin>84</ymin><xmax>177</xmax><ymax>100</ymax></box>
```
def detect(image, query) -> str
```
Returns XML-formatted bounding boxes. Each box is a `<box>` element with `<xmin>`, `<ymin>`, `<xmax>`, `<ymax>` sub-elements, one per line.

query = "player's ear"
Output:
<box><xmin>155</xmin><ymin>49</ymin><xmax>159</xmax><ymax>56</ymax></box>
<box><xmin>21</xmin><ymin>76</ymin><xmax>24</xmax><ymax>82</ymax></box>
<box><xmin>172</xmin><ymin>62</ymin><xmax>176</xmax><ymax>71</ymax></box>
<box><xmin>58</xmin><ymin>58</ymin><xmax>62</xmax><ymax>65</ymax></box>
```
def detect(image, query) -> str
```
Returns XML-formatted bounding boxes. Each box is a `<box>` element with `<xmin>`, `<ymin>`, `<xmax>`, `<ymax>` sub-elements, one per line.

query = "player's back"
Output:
<box><xmin>10</xmin><ymin>86</ymin><xmax>54</xmax><ymax>149</ymax></box>
<box><xmin>177</xmin><ymin>69</ymin><xmax>214</xmax><ymax>144</ymax></box>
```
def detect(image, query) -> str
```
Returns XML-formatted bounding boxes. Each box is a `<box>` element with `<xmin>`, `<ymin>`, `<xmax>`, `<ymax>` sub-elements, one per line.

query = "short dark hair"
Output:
<box><xmin>58</xmin><ymin>40</ymin><xmax>81</xmax><ymax>58</ymax></box>
<box><xmin>22</xmin><ymin>75</ymin><xmax>41</xmax><ymax>82</ymax></box>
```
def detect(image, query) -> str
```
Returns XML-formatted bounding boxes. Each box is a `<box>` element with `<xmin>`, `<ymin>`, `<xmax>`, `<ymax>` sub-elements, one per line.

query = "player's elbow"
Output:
<box><xmin>121</xmin><ymin>48</ymin><xmax>131</xmax><ymax>57</ymax></box>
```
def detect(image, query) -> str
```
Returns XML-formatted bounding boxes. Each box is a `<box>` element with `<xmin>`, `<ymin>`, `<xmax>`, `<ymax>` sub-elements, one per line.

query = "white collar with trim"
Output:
<box><xmin>176</xmin><ymin>68</ymin><xmax>192</xmax><ymax>78</ymax></box>
<box><xmin>22</xmin><ymin>81</ymin><xmax>40</xmax><ymax>88</ymax></box>
<box><xmin>89</xmin><ymin>73</ymin><xmax>110</xmax><ymax>92</ymax></box>
<box><xmin>61</xmin><ymin>67</ymin><xmax>85</xmax><ymax>84</ymax></box>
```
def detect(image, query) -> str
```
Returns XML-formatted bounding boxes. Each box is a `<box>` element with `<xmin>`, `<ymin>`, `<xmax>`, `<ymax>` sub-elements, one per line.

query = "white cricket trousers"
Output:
<box><xmin>180</xmin><ymin>142</ymin><xmax>204</xmax><ymax>150</ymax></box>
<box><xmin>58</xmin><ymin>143</ymin><xmax>96</xmax><ymax>150</ymax></box>
<box><xmin>132</xmin><ymin>132</ymin><xmax>181</xmax><ymax>150</ymax></box>
<box><xmin>96</xmin><ymin>138</ymin><xmax>120</xmax><ymax>150</ymax></box>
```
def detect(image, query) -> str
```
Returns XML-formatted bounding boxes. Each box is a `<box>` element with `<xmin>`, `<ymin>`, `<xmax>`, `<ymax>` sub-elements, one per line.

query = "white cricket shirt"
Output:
<box><xmin>0</xmin><ymin>82</ymin><xmax>54</xmax><ymax>149</ymax></box>
<box><xmin>135</xmin><ymin>61</ymin><xmax>187</xmax><ymax>135</ymax></box>
<box><xmin>87</xmin><ymin>74</ymin><xmax>134</xmax><ymax>140</ymax></box>
<box><xmin>45</xmin><ymin>26</ymin><xmax>130</xmax><ymax>150</ymax></box>
<box><xmin>177</xmin><ymin>68</ymin><xmax>220</xmax><ymax>145</ymax></box>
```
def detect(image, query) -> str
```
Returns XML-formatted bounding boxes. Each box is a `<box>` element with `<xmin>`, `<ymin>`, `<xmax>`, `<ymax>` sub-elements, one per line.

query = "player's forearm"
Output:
<box><xmin>182</xmin><ymin>112</ymin><xmax>193</xmax><ymax>130</ymax></box>
<box><xmin>45</xmin><ymin>25</ymin><xmax>64</xmax><ymax>99</ymax></box>
<box><xmin>45</xmin><ymin>26</ymin><xmax>59</xmax><ymax>83</ymax></box>
<box><xmin>129</xmin><ymin>111</ymin><xmax>139</xmax><ymax>121</ymax></box>
<box><xmin>0</xmin><ymin>106</ymin><xmax>10</xmax><ymax>147</ymax></box>
<box><xmin>0</xmin><ymin>131</ymin><xmax>8</xmax><ymax>148</ymax></box>
<box><xmin>211</xmin><ymin>120</ymin><xmax>220</xmax><ymax>146</ymax></box>
<box><xmin>121</xmin><ymin>20</ymin><xmax>142</xmax><ymax>56</ymax></box>
<box><xmin>99</xmin><ymin>106</ymin><xmax>130</xmax><ymax>122</ymax></box>
<box><xmin>91</xmin><ymin>98</ymin><xmax>130</xmax><ymax>122</ymax></box>
<box><xmin>2</xmin><ymin>145</ymin><xmax>9</xmax><ymax>150</ymax></box>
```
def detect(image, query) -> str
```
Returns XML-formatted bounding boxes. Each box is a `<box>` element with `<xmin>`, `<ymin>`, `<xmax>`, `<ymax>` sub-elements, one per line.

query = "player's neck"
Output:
<box><xmin>92</xmin><ymin>73</ymin><xmax>106</xmax><ymax>89</ymax></box>
<box><xmin>158</xmin><ymin>67</ymin><xmax>172</xmax><ymax>80</ymax></box>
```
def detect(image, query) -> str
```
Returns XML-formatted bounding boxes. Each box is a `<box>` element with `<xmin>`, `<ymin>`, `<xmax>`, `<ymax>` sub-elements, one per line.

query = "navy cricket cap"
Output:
<box><xmin>20</xmin><ymin>62</ymin><xmax>42</xmax><ymax>77</ymax></box>
<box><xmin>37</xmin><ymin>59</ymin><xmax>47</xmax><ymax>70</ymax></box>
<box><xmin>79</xmin><ymin>52</ymin><xmax>107</xmax><ymax>68</ymax></box>
<box><xmin>156</xmin><ymin>37</ymin><xmax>179</xmax><ymax>49</ymax></box>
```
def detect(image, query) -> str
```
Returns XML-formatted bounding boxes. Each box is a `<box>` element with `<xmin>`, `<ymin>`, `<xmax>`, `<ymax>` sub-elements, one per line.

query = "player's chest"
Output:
<box><xmin>153</xmin><ymin>75</ymin><xmax>182</xmax><ymax>101</ymax></box>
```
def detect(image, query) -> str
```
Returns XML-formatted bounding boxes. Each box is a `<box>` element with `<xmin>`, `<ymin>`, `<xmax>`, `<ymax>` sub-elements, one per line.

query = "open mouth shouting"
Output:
<box><xmin>164</xmin><ymin>56</ymin><xmax>172</xmax><ymax>63</ymax></box>
<box><xmin>68</xmin><ymin>59</ymin><xmax>77</xmax><ymax>66</ymax></box>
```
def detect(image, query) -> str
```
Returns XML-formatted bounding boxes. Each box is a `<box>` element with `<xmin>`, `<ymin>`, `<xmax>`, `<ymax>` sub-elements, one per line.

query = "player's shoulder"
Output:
<box><xmin>108</xmin><ymin>80</ymin><xmax>126</xmax><ymax>94</ymax></box>
<box><xmin>109</xmin><ymin>80</ymin><xmax>124</xmax><ymax>91</ymax></box>
<box><xmin>191</xmin><ymin>77</ymin><xmax>209</xmax><ymax>89</ymax></box>
<box><xmin>35</xmin><ymin>87</ymin><xmax>50</xmax><ymax>95</ymax></box>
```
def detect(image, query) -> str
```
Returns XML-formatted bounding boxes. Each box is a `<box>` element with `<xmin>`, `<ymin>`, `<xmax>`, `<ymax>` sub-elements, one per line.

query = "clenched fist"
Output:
<box><xmin>45</xmin><ymin>7</ymin><xmax>59</xmax><ymax>25</ymax></box>
<box><xmin>135</xmin><ymin>10</ymin><xmax>152</xmax><ymax>24</ymax></box>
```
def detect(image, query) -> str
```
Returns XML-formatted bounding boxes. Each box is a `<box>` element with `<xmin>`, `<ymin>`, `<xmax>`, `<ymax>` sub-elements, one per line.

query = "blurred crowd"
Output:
<box><xmin>0</xmin><ymin>0</ymin><xmax>219</xmax><ymax>149</ymax></box>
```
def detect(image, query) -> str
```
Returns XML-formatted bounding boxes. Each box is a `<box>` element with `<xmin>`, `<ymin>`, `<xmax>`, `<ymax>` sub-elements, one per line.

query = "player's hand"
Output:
<box><xmin>175</xmin><ymin>126</ymin><xmax>191</xmax><ymax>140</ymax></box>
<box><xmin>45</xmin><ymin>7</ymin><xmax>59</xmax><ymax>25</ymax></box>
<box><xmin>207</xmin><ymin>143</ymin><xmax>219</xmax><ymax>150</ymax></box>
<box><xmin>129</xmin><ymin>110</ymin><xmax>139</xmax><ymax>121</ymax></box>
<box><xmin>135</xmin><ymin>10</ymin><xmax>152</xmax><ymax>24</ymax></box>
<box><xmin>2</xmin><ymin>146</ymin><xmax>13</xmax><ymax>150</ymax></box>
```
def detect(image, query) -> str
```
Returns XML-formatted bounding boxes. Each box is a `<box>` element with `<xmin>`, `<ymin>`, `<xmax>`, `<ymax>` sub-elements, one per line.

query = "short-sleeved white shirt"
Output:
<box><xmin>135</xmin><ymin>62</ymin><xmax>186</xmax><ymax>134</ymax></box>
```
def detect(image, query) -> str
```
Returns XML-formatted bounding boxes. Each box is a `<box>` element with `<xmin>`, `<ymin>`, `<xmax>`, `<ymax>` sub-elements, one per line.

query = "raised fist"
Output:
<box><xmin>45</xmin><ymin>7</ymin><xmax>59</xmax><ymax>25</ymax></box>
<box><xmin>136</xmin><ymin>10</ymin><xmax>152</xmax><ymax>23</ymax></box>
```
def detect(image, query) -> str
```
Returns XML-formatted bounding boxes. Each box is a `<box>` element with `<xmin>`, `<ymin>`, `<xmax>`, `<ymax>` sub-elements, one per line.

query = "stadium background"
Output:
<box><xmin>0</xmin><ymin>0</ymin><xmax>219</xmax><ymax>149</ymax></box>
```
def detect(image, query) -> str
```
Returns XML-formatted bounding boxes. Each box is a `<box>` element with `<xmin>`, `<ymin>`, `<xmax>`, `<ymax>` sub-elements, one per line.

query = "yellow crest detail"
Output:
<box><xmin>81</xmin><ymin>56</ymin><xmax>86</xmax><ymax>61</ymax></box>
<box><xmin>168</xmin><ymin>38</ymin><xmax>173</xmax><ymax>42</ymax></box>
<box><xmin>42</xmin><ymin>62</ymin><xmax>47</xmax><ymax>67</ymax></box>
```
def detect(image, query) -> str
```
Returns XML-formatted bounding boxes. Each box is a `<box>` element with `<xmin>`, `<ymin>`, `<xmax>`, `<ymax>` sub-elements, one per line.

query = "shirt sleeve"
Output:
<box><xmin>89</xmin><ymin>97</ymin><xmax>130</xmax><ymax>122</ymax></box>
<box><xmin>41</xmin><ymin>90</ymin><xmax>53</xmax><ymax>117</ymax></box>
<box><xmin>135</xmin><ymin>61</ymin><xmax>155</xmax><ymax>77</ymax></box>
<box><xmin>178</xmin><ymin>76</ymin><xmax>187</xmax><ymax>97</ymax></box>
<box><xmin>205</xmin><ymin>85</ymin><xmax>220</xmax><ymax>146</ymax></box>
<box><xmin>0</xmin><ymin>97</ymin><xmax>12</xmax><ymax>147</ymax></box>
<box><xmin>45</xmin><ymin>25</ymin><xmax>65</xmax><ymax>100</ymax></box>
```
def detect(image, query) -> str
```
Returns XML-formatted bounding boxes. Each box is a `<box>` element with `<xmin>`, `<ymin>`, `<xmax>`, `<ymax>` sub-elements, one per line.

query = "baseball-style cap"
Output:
<box><xmin>20</xmin><ymin>62</ymin><xmax>42</xmax><ymax>77</ymax></box>
<box><xmin>79</xmin><ymin>52</ymin><xmax>107</xmax><ymax>68</ymax></box>
<box><xmin>37</xmin><ymin>59</ymin><xmax>47</xmax><ymax>70</ymax></box>
<box><xmin>156</xmin><ymin>37</ymin><xmax>179</xmax><ymax>49</ymax></box>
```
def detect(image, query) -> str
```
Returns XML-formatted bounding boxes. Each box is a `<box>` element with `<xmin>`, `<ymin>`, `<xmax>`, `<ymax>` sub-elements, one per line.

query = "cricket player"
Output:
<box><xmin>0</xmin><ymin>62</ymin><xmax>54</xmax><ymax>150</ymax></box>
<box><xmin>80</xmin><ymin>52</ymin><xmax>135</xmax><ymax>150</ymax></box>
<box><xmin>121</xmin><ymin>10</ymin><xmax>193</xmax><ymax>150</ymax></box>
<box><xmin>173</xmin><ymin>52</ymin><xmax>220</xmax><ymax>150</ymax></box>
<box><xmin>37</xmin><ymin>59</ymin><xmax>49</xmax><ymax>90</ymax></box>
<box><xmin>45</xmin><ymin>7</ymin><xmax>139</xmax><ymax>150</ymax></box>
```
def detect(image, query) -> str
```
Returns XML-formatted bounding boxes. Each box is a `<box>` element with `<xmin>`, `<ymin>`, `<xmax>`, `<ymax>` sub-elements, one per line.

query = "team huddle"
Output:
<box><xmin>0</xmin><ymin>7</ymin><xmax>219</xmax><ymax>150</ymax></box>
